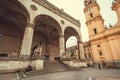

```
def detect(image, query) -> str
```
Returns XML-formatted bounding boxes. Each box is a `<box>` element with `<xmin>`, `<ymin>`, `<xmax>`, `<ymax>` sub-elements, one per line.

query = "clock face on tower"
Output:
<box><xmin>84</xmin><ymin>0</ymin><xmax>96</xmax><ymax>6</ymax></box>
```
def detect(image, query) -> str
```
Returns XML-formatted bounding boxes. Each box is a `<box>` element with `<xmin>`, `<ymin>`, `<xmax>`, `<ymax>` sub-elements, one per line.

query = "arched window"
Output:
<box><xmin>88</xmin><ymin>53</ymin><xmax>91</xmax><ymax>58</ymax></box>
<box><xmin>99</xmin><ymin>52</ymin><xmax>103</xmax><ymax>56</ymax></box>
<box><xmin>90</xmin><ymin>13</ymin><xmax>93</xmax><ymax>18</ymax></box>
<box><xmin>93</xmin><ymin>28</ymin><xmax>97</xmax><ymax>34</ymax></box>
<box><xmin>97</xmin><ymin>44</ymin><xmax>100</xmax><ymax>47</ymax></box>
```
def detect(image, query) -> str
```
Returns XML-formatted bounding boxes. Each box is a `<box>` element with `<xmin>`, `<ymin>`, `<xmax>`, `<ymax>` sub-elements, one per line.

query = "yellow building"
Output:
<box><xmin>84</xmin><ymin>0</ymin><xmax>120</xmax><ymax>67</ymax></box>
<box><xmin>83</xmin><ymin>41</ymin><xmax>93</xmax><ymax>66</ymax></box>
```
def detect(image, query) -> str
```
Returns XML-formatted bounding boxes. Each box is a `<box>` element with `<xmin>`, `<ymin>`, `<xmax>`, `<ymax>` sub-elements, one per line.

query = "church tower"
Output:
<box><xmin>84</xmin><ymin>0</ymin><xmax>105</xmax><ymax>38</ymax></box>
<box><xmin>83</xmin><ymin>0</ymin><xmax>120</xmax><ymax>67</ymax></box>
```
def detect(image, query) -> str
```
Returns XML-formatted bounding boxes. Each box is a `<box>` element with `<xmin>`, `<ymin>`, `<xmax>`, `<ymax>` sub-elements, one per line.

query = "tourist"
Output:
<box><xmin>98</xmin><ymin>63</ymin><xmax>101</xmax><ymax>70</ymax></box>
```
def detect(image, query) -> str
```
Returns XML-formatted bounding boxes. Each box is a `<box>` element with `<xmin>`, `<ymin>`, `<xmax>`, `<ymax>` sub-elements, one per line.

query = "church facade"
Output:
<box><xmin>84</xmin><ymin>0</ymin><xmax>120</xmax><ymax>67</ymax></box>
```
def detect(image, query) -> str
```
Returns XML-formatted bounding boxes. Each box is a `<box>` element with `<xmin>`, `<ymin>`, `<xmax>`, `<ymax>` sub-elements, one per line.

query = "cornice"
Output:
<box><xmin>86</xmin><ymin>15</ymin><xmax>104</xmax><ymax>25</ymax></box>
<box><xmin>89</xmin><ymin>27</ymin><xmax>120</xmax><ymax>42</ymax></box>
<box><xmin>32</xmin><ymin>0</ymin><xmax>80</xmax><ymax>27</ymax></box>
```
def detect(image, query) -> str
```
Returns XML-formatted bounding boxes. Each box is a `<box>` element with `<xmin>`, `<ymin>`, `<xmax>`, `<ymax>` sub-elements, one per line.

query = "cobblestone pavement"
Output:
<box><xmin>24</xmin><ymin>68</ymin><xmax>120</xmax><ymax>80</ymax></box>
<box><xmin>0</xmin><ymin>68</ymin><xmax>120</xmax><ymax>80</ymax></box>
<box><xmin>95</xmin><ymin>78</ymin><xmax>120</xmax><ymax>80</ymax></box>
<box><xmin>0</xmin><ymin>73</ymin><xmax>17</xmax><ymax>80</ymax></box>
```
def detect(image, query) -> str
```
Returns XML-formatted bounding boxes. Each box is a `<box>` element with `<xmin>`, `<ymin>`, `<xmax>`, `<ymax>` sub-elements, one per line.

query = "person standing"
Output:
<box><xmin>98</xmin><ymin>62</ymin><xmax>101</xmax><ymax>70</ymax></box>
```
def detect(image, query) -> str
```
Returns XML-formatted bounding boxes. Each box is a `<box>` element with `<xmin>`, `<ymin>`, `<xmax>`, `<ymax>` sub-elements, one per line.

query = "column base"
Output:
<box><xmin>19</xmin><ymin>55</ymin><xmax>31</xmax><ymax>60</ymax></box>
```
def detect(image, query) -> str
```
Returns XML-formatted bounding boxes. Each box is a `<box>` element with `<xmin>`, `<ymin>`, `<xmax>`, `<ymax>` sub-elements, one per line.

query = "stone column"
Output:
<box><xmin>77</xmin><ymin>41</ymin><xmax>81</xmax><ymax>60</ymax></box>
<box><xmin>78</xmin><ymin>41</ymin><xmax>85</xmax><ymax>60</ymax></box>
<box><xmin>20</xmin><ymin>23</ymin><xmax>34</xmax><ymax>58</ymax></box>
<box><xmin>59</xmin><ymin>35</ymin><xmax>65</xmax><ymax>57</ymax></box>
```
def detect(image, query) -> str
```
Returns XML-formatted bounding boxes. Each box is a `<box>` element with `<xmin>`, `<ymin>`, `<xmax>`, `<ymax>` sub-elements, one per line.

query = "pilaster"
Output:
<box><xmin>59</xmin><ymin>35</ymin><xmax>65</xmax><ymax>57</ymax></box>
<box><xmin>78</xmin><ymin>41</ymin><xmax>85</xmax><ymax>60</ymax></box>
<box><xmin>20</xmin><ymin>23</ymin><xmax>34</xmax><ymax>58</ymax></box>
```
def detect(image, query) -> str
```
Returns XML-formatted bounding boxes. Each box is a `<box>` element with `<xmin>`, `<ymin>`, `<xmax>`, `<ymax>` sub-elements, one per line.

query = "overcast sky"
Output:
<box><xmin>47</xmin><ymin>0</ymin><xmax>117</xmax><ymax>47</ymax></box>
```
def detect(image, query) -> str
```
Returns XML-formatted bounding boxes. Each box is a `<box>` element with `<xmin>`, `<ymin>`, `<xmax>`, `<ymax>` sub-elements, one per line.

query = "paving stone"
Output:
<box><xmin>96</xmin><ymin>78</ymin><xmax>120</xmax><ymax>80</ymax></box>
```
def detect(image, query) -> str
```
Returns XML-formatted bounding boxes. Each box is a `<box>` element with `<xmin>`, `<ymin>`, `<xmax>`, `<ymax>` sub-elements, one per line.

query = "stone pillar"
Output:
<box><xmin>20</xmin><ymin>23</ymin><xmax>34</xmax><ymax>58</ymax></box>
<box><xmin>59</xmin><ymin>35</ymin><xmax>65</xmax><ymax>57</ymax></box>
<box><xmin>78</xmin><ymin>41</ymin><xmax>85</xmax><ymax>60</ymax></box>
<box><xmin>77</xmin><ymin>41</ymin><xmax>81</xmax><ymax>60</ymax></box>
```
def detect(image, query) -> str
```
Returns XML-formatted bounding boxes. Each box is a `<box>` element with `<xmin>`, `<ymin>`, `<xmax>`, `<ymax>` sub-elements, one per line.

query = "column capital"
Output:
<box><xmin>59</xmin><ymin>35</ymin><xmax>64</xmax><ymax>38</ymax></box>
<box><xmin>77</xmin><ymin>40</ymin><xmax>82</xmax><ymax>43</ymax></box>
<box><xmin>26</xmin><ymin>23</ymin><xmax>34</xmax><ymax>29</ymax></box>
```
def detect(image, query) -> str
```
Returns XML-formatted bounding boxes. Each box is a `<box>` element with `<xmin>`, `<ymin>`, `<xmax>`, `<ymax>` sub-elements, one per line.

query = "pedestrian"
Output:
<box><xmin>102</xmin><ymin>61</ymin><xmax>106</xmax><ymax>69</ymax></box>
<box><xmin>98</xmin><ymin>63</ymin><xmax>101</xmax><ymax>70</ymax></box>
<box><xmin>46</xmin><ymin>53</ymin><xmax>50</xmax><ymax>60</ymax></box>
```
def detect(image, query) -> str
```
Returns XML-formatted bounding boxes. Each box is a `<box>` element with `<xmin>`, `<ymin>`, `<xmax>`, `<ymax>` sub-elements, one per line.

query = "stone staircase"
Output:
<box><xmin>19</xmin><ymin>60</ymin><xmax>80</xmax><ymax>78</ymax></box>
<box><xmin>43</xmin><ymin>60</ymin><xmax>71</xmax><ymax>72</ymax></box>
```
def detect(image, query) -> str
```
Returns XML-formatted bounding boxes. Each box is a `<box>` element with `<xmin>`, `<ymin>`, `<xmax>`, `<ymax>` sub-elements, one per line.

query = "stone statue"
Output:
<box><xmin>34</xmin><ymin>43</ymin><xmax>42</xmax><ymax>56</ymax></box>
<box><xmin>70</xmin><ymin>48</ymin><xmax>75</xmax><ymax>60</ymax></box>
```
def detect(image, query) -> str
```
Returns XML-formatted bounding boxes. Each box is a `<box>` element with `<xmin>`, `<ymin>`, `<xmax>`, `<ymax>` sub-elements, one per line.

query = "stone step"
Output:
<box><xmin>21</xmin><ymin>60</ymin><xmax>81</xmax><ymax>78</ymax></box>
<box><xmin>0</xmin><ymin>73</ymin><xmax>17</xmax><ymax>80</ymax></box>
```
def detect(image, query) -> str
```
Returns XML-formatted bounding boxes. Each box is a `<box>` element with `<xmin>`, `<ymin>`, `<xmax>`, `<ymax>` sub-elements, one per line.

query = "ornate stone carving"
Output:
<box><xmin>61</xmin><ymin>20</ymin><xmax>65</xmax><ymax>24</ymax></box>
<box><xmin>30</xmin><ymin>5</ymin><xmax>37</xmax><ymax>11</ymax></box>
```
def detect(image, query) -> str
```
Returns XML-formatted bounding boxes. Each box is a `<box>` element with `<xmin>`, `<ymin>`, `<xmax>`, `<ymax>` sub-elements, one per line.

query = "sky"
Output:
<box><xmin>47</xmin><ymin>0</ymin><xmax>117</xmax><ymax>47</ymax></box>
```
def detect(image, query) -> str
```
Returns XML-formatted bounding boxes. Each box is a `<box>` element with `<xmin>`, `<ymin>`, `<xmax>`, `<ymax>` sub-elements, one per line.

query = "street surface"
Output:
<box><xmin>24</xmin><ymin>68</ymin><xmax>120</xmax><ymax>80</ymax></box>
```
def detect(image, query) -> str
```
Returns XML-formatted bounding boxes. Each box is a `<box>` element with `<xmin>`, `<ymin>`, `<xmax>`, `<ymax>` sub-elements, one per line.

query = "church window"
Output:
<box><xmin>85</xmin><ymin>54</ymin><xmax>87</xmax><ymax>58</ymax></box>
<box><xmin>93</xmin><ymin>28</ymin><xmax>97</xmax><ymax>34</ymax></box>
<box><xmin>99</xmin><ymin>52</ymin><xmax>103</xmax><ymax>56</ymax></box>
<box><xmin>90</xmin><ymin>13</ymin><xmax>93</xmax><ymax>18</ymax></box>
<box><xmin>88</xmin><ymin>53</ymin><xmax>91</xmax><ymax>58</ymax></box>
<box><xmin>97</xmin><ymin>44</ymin><xmax>100</xmax><ymax>47</ymax></box>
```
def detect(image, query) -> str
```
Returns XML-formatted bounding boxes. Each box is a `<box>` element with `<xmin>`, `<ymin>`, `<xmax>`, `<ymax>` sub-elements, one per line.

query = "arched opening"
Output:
<box><xmin>32</xmin><ymin>14</ymin><xmax>62</xmax><ymax>61</ymax></box>
<box><xmin>0</xmin><ymin>0</ymin><xmax>30</xmax><ymax>57</ymax></box>
<box><xmin>64</xmin><ymin>26</ymin><xmax>81</xmax><ymax>60</ymax></box>
<box><xmin>93</xmin><ymin>28</ymin><xmax>97</xmax><ymax>34</ymax></box>
<box><xmin>66</xmin><ymin>36</ymin><xmax>77</xmax><ymax>48</ymax></box>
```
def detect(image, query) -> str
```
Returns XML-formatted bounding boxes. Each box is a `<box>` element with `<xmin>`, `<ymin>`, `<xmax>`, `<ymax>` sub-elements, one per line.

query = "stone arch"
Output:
<box><xmin>33</xmin><ymin>14</ymin><xmax>62</xmax><ymax>35</ymax></box>
<box><xmin>64</xmin><ymin>26</ymin><xmax>80</xmax><ymax>43</ymax></box>
<box><xmin>0</xmin><ymin>0</ymin><xmax>30</xmax><ymax>57</ymax></box>
<box><xmin>31</xmin><ymin>14</ymin><xmax>62</xmax><ymax>60</ymax></box>
<box><xmin>64</xmin><ymin>26</ymin><xmax>82</xmax><ymax>59</ymax></box>
<box><xmin>64</xmin><ymin>26</ymin><xmax>81</xmax><ymax>51</ymax></box>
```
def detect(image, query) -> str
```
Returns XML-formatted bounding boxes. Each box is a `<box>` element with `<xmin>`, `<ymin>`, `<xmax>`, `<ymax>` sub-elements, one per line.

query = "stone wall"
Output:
<box><xmin>0</xmin><ymin>59</ymin><xmax>43</xmax><ymax>73</ymax></box>
<box><xmin>63</xmin><ymin>60</ymin><xmax>87</xmax><ymax>68</ymax></box>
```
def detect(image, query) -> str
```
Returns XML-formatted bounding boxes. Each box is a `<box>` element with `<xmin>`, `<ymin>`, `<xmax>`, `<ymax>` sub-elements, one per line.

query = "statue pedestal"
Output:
<box><xmin>35</xmin><ymin>59</ymin><xmax>43</xmax><ymax>70</ymax></box>
<box><xmin>63</xmin><ymin>60</ymin><xmax>87</xmax><ymax>68</ymax></box>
